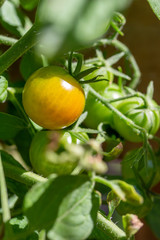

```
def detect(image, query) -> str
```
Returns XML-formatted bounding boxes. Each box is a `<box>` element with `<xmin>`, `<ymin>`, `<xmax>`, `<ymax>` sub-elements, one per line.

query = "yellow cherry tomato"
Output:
<box><xmin>22</xmin><ymin>66</ymin><xmax>85</xmax><ymax>129</ymax></box>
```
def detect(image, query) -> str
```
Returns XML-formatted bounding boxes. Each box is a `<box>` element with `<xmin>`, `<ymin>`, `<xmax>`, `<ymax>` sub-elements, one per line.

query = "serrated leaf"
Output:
<box><xmin>24</xmin><ymin>175</ymin><xmax>96</xmax><ymax>240</ymax></box>
<box><xmin>0</xmin><ymin>76</ymin><xmax>8</xmax><ymax>102</ymax></box>
<box><xmin>147</xmin><ymin>0</ymin><xmax>160</xmax><ymax>20</ymax></box>
<box><xmin>0</xmin><ymin>112</ymin><xmax>27</xmax><ymax>140</ymax></box>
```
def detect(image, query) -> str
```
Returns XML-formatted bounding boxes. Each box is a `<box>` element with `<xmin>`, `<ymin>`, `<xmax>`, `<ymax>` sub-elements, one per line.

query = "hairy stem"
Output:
<box><xmin>0</xmin><ymin>35</ymin><xmax>17</xmax><ymax>46</ymax></box>
<box><xmin>96</xmin><ymin>211</ymin><xmax>127</xmax><ymax>240</ymax></box>
<box><xmin>0</xmin><ymin>155</ymin><xmax>11</xmax><ymax>222</ymax></box>
<box><xmin>94</xmin><ymin>39</ymin><xmax>141</xmax><ymax>89</ymax></box>
<box><xmin>3</xmin><ymin>162</ymin><xmax>46</xmax><ymax>187</ymax></box>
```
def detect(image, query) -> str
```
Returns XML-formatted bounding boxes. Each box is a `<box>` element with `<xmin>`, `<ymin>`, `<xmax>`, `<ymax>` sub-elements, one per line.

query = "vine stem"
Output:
<box><xmin>0</xmin><ymin>35</ymin><xmax>17</xmax><ymax>46</ymax></box>
<box><xmin>0</xmin><ymin>24</ymin><xmax>39</xmax><ymax>74</ymax></box>
<box><xmin>97</xmin><ymin>211</ymin><xmax>127</xmax><ymax>240</ymax></box>
<box><xmin>0</xmin><ymin>154</ymin><xmax>11</xmax><ymax>222</ymax></box>
<box><xmin>3</xmin><ymin>162</ymin><xmax>47</xmax><ymax>187</ymax></box>
<box><xmin>94</xmin><ymin>39</ymin><xmax>141</xmax><ymax>89</ymax></box>
<box><xmin>88</xmin><ymin>85</ymin><xmax>147</xmax><ymax>139</ymax></box>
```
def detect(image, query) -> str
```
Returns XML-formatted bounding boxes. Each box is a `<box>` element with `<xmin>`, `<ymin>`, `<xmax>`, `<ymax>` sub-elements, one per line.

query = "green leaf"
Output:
<box><xmin>36</xmin><ymin>0</ymin><xmax>130</xmax><ymax>58</ymax></box>
<box><xmin>14</xmin><ymin>129</ymin><xmax>32</xmax><ymax>166</ymax></box>
<box><xmin>0</xmin><ymin>112</ymin><xmax>27</xmax><ymax>140</ymax></box>
<box><xmin>24</xmin><ymin>175</ymin><xmax>96</xmax><ymax>240</ymax></box>
<box><xmin>109</xmin><ymin>180</ymin><xmax>143</xmax><ymax>205</ymax></box>
<box><xmin>0</xmin><ymin>0</ymin><xmax>32</xmax><ymax>37</ymax></box>
<box><xmin>147</xmin><ymin>0</ymin><xmax>160</xmax><ymax>20</ymax></box>
<box><xmin>0</xmin><ymin>0</ymin><xmax>5</xmax><ymax>8</ymax></box>
<box><xmin>106</xmin><ymin>52</ymin><xmax>125</xmax><ymax>66</ymax></box>
<box><xmin>0</xmin><ymin>76</ymin><xmax>8</xmax><ymax>103</ymax></box>
<box><xmin>20</xmin><ymin>0</ymin><xmax>39</xmax><ymax>11</ymax></box>
<box><xmin>20</xmin><ymin>51</ymin><xmax>42</xmax><ymax>80</ymax></box>
<box><xmin>107</xmin><ymin>191</ymin><xmax>121</xmax><ymax>219</ymax></box>
<box><xmin>103</xmin><ymin>142</ymin><xmax>123</xmax><ymax>161</ymax></box>
<box><xmin>95</xmin><ymin>177</ymin><xmax>143</xmax><ymax>205</ymax></box>
<box><xmin>3</xmin><ymin>215</ymin><xmax>39</xmax><ymax>240</ymax></box>
<box><xmin>145</xmin><ymin>198</ymin><xmax>160</xmax><ymax>238</ymax></box>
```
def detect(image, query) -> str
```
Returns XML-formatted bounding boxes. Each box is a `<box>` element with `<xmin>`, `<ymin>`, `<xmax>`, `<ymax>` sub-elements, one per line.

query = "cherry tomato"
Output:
<box><xmin>113</xmin><ymin>97</ymin><xmax>160</xmax><ymax>142</ymax></box>
<box><xmin>30</xmin><ymin>130</ymin><xmax>88</xmax><ymax>177</ymax></box>
<box><xmin>121</xmin><ymin>149</ymin><xmax>160</xmax><ymax>188</ymax></box>
<box><xmin>22</xmin><ymin>66</ymin><xmax>85</xmax><ymax>130</ymax></box>
<box><xmin>84</xmin><ymin>83</ymin><xmax>124</xmax><ymax>129</ymax></box>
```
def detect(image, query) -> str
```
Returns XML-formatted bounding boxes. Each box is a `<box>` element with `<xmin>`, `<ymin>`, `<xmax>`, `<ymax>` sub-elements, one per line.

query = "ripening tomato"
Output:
<box><xmin>84</xmin><ymin>83</ymin><xmax>124</xmax><ymax>129</ymax></box>
<box><xmin>113</xmin><ymin>97</ymin><xmax>160</xmax><ymax>142</ymax></box>
<box><xmin>22</xmin><ymin>66</ymin><xmax>85</xmax><ymax>130</ymax></box>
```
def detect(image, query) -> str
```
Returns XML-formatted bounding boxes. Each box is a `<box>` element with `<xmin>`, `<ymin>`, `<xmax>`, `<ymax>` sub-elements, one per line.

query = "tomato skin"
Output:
<box><xmin>22</xmin><ymin>66</ymin><xmax>85</xmax><ymax>130</ymax></box>
<box><xmin>122</xmin><ymin>149</ymin><xmax>160</xmax><ymax>188</ymax></box>
<box><xmin>29</xmin><ymin>130</ymin><xmax>83</xmax><ymax>177</ymax></box>
<box><xmin>113</xmin><ymin>97</ymin><xmax>160</xmax><ymax>142</ymax></box>
<box><xmin>84</xmin><ymin>83</ymin><xmax>124</xmax><ymax>129</ymax></box>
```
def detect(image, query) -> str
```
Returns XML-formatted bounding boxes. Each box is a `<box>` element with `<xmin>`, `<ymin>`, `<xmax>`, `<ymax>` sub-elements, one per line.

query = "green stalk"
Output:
<box><xmin>88</xmin><ymin>85</ymin><xmax>147</xmax><ymax>138</ymax></box>
<box><xmin>0</xmin><ymin>154</ymin><xmax>11</xmax><ymax>222</ymax></box>
<box><xmin>0</xmin><ymin>24</ymin><xmax>39</xmax><ymax>74</ymax></box>
<box><xmin>0</xmin><ymin>35</ymin><xmax>17</xmax><ymax>46</ymax></box>
<box><xmin>96</xmin><ymin>212</ymin><xmax>127</xmax><ymax>240</ymax></box>
<box><xmin>94</xmin><ymin>39</ymin><xmax>141</xmax><ymax>89</ymax></box>
<box><xmin>3</xmin><ymin>162</ymin><xmax>46</xmax><ymax>187</ymax></box>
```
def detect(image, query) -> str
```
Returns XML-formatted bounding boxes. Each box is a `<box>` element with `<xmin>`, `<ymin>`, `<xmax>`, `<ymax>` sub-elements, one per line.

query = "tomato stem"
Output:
<box><xmin>94</xmin><ymin>39</ymin><xmax>141</xmax><ymax>89</ymax></box>
<box><xmin>0</xmin><ymin>154</ymin><xmax>11</xmax><ymax>223</ymax></box>
<box><xmin>0</xmin><ymin>35</ymin><xmax>18</xmax><ymax>46</ymax></box>
<box><xmin>0</xmin><ymin>24</ymin><xmax>39</xmax><ymax>74</ymax></box>
<box><xmin>96</xmin><ymin>211</ymin><xmax>127</xmax><ymax>240</ymax></box>
<box><xmin>88</xmin><ymin>85</ymin><xmax>147</xmax><ymax>138</ymax></box>
<box><xmin>3</xmin><ymin>161</ymin><xmax>47</xmax><ymax>187</ymax></box>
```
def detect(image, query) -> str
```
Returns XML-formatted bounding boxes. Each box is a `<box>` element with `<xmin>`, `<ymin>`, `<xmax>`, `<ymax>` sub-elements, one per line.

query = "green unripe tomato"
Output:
<box><xmin>84</xmin><ymin>83</ymin><xmax>124</xmax><ymax>129</ymax></box>
<box><xmin>113</xmin><ymin>97</ymin><xmax>160</xmax><ymax>142</ymax></box>
<box><xmin>83</xmin><ymin>66</ymin><xmax>114</xmax><ymax>92</ymax></box>
<box><xmin>122</xmin><ymin>149</ymin><xmax>160</xmax><ymax>188</ymax></box>
<box><xmin>30</xmin><ymin>131</ymin><xmax>87</xmax><ymax>177</ymax></box>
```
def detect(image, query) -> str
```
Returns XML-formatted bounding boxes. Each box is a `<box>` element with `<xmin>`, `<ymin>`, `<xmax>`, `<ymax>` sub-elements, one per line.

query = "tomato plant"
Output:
<box><xmin>0</xmin><ymin>1</ymin><xmax>160</xmax><ymax>240</ymax></box>
<box><xmin>22</xmin><ymin>66</ymin><xmax>85</xmax><ymax>130</ymax></box>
